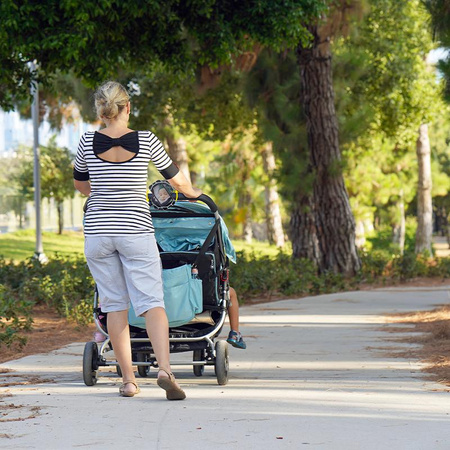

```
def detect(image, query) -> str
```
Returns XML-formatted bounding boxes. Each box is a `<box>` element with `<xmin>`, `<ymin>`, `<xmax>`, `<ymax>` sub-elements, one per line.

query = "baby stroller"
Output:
<box><xmin>82</xmin><ymin>185</ymin><xmax>236</xmax><ymax>386</ymax></box>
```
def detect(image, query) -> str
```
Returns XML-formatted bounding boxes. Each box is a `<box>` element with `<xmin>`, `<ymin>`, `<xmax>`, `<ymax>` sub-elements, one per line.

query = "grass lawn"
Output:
<box><xmin>0</xmin><ymin>229</ymin><xmax>85</xmax><ymax>261</ymax></box>
<box><xmin>0</xmin><ymin>230</ymin><xmax>286</xmax><ymax>262</ymax></box>
<box><xmin>232</xmin><ymin>239</ymin><xmax>290</xmax><ymax>257</ymax></box>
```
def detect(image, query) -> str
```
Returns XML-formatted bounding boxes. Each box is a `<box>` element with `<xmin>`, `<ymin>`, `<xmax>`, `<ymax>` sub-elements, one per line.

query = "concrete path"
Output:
<box><xmin>433</xmin><ymin>235</ymin><xmax>450</xmax><ymax>258</ymax></box>
<box><xmin>1</xmin><ymin>287</ymin><xmax>450</xmax><ymax>449</ymax></box>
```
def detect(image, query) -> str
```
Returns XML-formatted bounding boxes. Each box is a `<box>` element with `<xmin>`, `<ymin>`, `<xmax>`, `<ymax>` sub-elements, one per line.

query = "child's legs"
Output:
<box><xmin>228</xmin><ymin>287</ymin><xmax>240</xmax><ymax>332</ymax></box>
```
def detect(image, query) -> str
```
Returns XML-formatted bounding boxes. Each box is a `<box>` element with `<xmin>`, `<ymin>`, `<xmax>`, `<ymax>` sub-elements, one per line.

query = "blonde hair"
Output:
<box><xmin>94</xmin><ymin>81</ymin><xmax>129</xmax><ymax>120</ymax></box>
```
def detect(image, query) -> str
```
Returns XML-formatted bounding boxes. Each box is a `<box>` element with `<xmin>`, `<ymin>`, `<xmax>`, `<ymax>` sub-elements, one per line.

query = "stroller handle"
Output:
<box><xmin>176</xmin><ymin>193</ymin><xmax>218</xmax><ymax>213</ymax></box>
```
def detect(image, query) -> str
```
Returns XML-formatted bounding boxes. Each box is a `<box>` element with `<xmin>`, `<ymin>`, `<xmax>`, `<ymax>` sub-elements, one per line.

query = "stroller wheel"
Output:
<box><xmin>214</xmin><ymin>340</ymin><xmax>229</xmax><ymax>385</ymax></box>
<box><xmin>193</xmin><ymin>350</ymin><xmax>205</xmax><ymax>377</ymax></box>
<box><xmin>137</xmin><ymin>353</ymin><xmax>151</xmax><ymax>377</ymax></box>
<box><xmin>83</xmin><ymin>342</ymin><xmax>99</xmax><ymax>386</ymax></box>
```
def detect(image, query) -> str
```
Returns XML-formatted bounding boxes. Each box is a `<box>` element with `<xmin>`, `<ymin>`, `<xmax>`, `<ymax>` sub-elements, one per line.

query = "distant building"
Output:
<box><xmin>0</xmin><ymin>109</ymin><xmax>97</xmax><ymax>156</ymax></box>
<box><xmin>0</xmin><ymin>109</ymin><xmax>97</xmax><ymax>232</ymax></box>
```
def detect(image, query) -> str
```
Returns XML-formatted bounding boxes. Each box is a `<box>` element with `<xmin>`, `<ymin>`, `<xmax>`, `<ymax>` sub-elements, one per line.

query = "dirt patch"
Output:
<box><xmin>0</xmin><ymin>305</ymin><xmax>95</xmax><ymax>364</ymax></box>
<box><xmin>0</xmin><ymin>403</ymin><xmax>41</xmax><ymax>423</ymax></box>
<box><xmin>385</xmin><ymin>304</ymin><xmax>450</xmax><ymax>387</ymax></box>
<box><xmin>0</xmin><ymin>373</ymin><xmax>54</xmax><ymax>388</ymax></box>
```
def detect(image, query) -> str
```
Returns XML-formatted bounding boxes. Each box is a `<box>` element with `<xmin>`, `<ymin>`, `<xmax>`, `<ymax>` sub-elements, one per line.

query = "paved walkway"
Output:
<box><xmin>433</xmin><ymin>235</ymin><xmax>450</xmax><ymax>258</ymax></box>
<box><xmin>1</xmin><ymin>287</ymin><xmax>450</xmax><ymax>449</ymax></box>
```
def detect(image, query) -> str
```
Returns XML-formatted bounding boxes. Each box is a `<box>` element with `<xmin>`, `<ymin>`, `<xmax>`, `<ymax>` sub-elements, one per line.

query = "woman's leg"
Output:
<box><xmin>144</xmin><ymin>307</ymin><xmax>185</xmax><ymax>399</ymax></box>
<box><xmin>143</xmin><ymin>307</ymin><xmax>171</xmax><ymax>371</ymax></box>
<box><xmin>117</xmin><ymin>235</ymin><xmax>185</xmax><ymax>398</ymax></box>
<box><xmin>85</xmin><ymin>236</ymin><xmax>136</xmax><ymax>394</ymax></box>
<box><xmin>107</xmin><ymin>310</ymin><xmax>137</xmax><ymax>395</ymax></box>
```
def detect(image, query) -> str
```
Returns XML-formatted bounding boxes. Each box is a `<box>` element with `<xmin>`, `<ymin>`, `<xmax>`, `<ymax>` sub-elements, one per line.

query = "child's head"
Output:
<box><xmin>157</xmin><ymin>186</ymin><xmax>170</xmax><ymax>202</ymax></box>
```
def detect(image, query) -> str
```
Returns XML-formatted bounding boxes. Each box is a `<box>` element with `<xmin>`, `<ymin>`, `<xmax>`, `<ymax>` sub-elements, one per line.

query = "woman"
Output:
<box><xmin>74</xmin><ymin>81</ymin><xmax>202</xmax><ymax>400</ymax></box>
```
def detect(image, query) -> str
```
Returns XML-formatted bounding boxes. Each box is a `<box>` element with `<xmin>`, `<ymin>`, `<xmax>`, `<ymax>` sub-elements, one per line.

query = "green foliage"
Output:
<box><xmin>67</xmin><ymin>299</ymin><xmax>93</xmax><ymax>327</ymax></box>
<box><xmin>203</xmin><ymin>128</ymin><xmax>268</xmax><ymax>236</ymax></box>
<box><xmin>423</xmin><ymin>0</ymin><xmax>450</xmax><ymax>101</ymax></box>
<box><xmin>0</xmin><ymin>284</ymin><xmax>33</xmax><ymax>349</ymax></box>
<box><xmin>231</xmin><ymin>250</ymin><xmax>352</xmax><ymax>300</ymax></box>
<box><xmin>0</xmin><ymin>0</ymin><xmax>327</xmax><ymax>109</ymax></box>
<box><xmin>0</xmin><ymin>252</ymin><xmax>94</xmax><ymax>349</ymax></box>
<box><xmin>360</xmin><ymin>249</ymin><xmax>450</xmax><ymax>282</ymax></box>
<box><xmin>230</xmin><ymin>244</ymin><xmax>450</xmax><ymax>301</ymax></box>
<box><xmin>244</xmin><ymin>49</ymin><xmax>310</xmax><ymax>203</ymax></box>
<box><xmin>181</xmin><ymin>70</ymin><xmax>256</xmax><ymax>141</ymax></box>
<box><xmin>334</xmin><ymin>0</ymin><xmax>447</xmax><ymax>235</ymax></box>
<box><xmin>0</xmin><ymin>139</ymin><xmax>76</xmax><ymax>234</ymax></box>
<box><xmin>364</xmin><ymin>219</ymin><xmax>417</xmax><ymax>253</ymax></box>
<box><xmin>0</xmin><ymin>146</ymin><xmax>34</xmax><ymax>228</ymax></box>
<box><xmin>40</xmin><ymin>137</ymin><xmax>75</xmax><ymax>204</ymax></box>
<box><xmin>39</xmin><ymin>137</ymin><xmax>76</xmax><ymax>233</ymax></box>
<box><xmin>0</xmin><ymin>255</ymin><xmax>95</xmax><ymax>327</ymax></box>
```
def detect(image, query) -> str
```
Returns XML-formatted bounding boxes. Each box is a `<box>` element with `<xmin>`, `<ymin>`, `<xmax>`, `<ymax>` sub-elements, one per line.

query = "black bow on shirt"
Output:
<box><xmin>93</xmin><ymin>131</ymin><xmax>139</xmax><ymax>154</ymax></box>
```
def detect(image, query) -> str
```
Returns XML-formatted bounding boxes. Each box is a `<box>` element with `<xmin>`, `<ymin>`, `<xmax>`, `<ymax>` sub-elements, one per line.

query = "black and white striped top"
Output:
<box><xmin>73</xmin><ymin>130</ymin><xmax>179</xmax><ymax>235</ymax></box>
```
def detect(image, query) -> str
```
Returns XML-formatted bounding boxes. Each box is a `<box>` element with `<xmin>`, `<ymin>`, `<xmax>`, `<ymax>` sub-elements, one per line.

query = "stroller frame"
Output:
<box><xmin>83</xmin><ymin>194</ymin><xmax>232</xmax><ymax>386</ymax></box>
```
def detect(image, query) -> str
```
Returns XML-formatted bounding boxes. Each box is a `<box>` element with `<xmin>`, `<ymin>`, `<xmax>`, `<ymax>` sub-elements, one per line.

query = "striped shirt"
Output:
<box><xmin>73</xmin><ymin>130</ymin><xmax>179</xmax><ymax>235</ymax></box>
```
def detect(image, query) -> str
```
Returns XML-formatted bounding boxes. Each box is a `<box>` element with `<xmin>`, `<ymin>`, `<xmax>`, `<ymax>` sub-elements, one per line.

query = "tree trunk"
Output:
<box><xmin>18</xmin><ymin>197</ymin><xmax>24</xmax><ymax>229</ymax></box>
<box><xmin>243</xmin><ymin>214</ymin><xmax>253</xmax><ymax>243</ymax></box>
<box><xmin>355</xmin><ymin>220</ymin><xmax>366</xmax><ymax>248</ymax></box>
<box><xmin>57</xmin><ymin>201</ymin><xmax>63</xmax><ymax>234</ymax></box>
<box><xmin>290</xmin><ymin>193</ymin><xmax>321</xmax><ymax>262</ymax></box>
<box><xmin>165</xmin><ymin>134</ymin><xmax>191</xmax><ymax>183</ymax></box>
<box><xmin>241</xmin><ymin>191</ymin><xmax>253</xmax><ymax>243</ymax></box>
<box><xmin>261</xmin><ymin>142</ymin><xmax>285</xmax><ymax>247</ymax></box>
<box><xmin>163</xmin><ymin>112</ymin><xmax>191</xmax><ymax>183</ymax></box>
<box><xmin>415</xmin><ymin>123</ymin><xmax>433</xmax><ymax>254</ymax></box>
<box><xmin>392</xmin><ymin>189</ymin><xmax>406</xmax><ymax>255</ymax></box>
<box><xmin>295</xmin><ymin>26</ymin><xmax>361</xmax><ymax>275</ymax></box>
<box><xmin>70</xmin><ymin>197</ymin><xmax>74</xmax><ymax>229</ymax></box>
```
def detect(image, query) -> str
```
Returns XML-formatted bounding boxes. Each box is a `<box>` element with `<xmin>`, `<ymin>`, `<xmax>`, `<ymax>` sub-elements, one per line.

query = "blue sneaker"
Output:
<box><xmin>227</xmin><ymin>330</ymin><xmax>247</xmax><ymax>349</ymax></box>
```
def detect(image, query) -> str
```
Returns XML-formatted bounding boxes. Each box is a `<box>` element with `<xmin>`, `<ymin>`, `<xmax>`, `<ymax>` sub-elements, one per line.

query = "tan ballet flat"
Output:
<box><xmin>157</xmin><ymin>368</ymin><xmax>186</xmax><ymax>400</ymax></box>
<box><xmin>119</xmin><ymin>381</ymin><xmax>140</xmax><ymax>397</ymax></box>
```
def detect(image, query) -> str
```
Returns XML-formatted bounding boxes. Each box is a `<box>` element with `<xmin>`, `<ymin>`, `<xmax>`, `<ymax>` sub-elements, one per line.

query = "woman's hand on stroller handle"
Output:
<box><xmin>183</xmin><ymin>187</ymin><xmax>203</xmax><ymax>199</ymax></box>
<box><xmin>176</xmin><ymin>192</ymin><xmax>218</xmax><ymax>213</ymax></box>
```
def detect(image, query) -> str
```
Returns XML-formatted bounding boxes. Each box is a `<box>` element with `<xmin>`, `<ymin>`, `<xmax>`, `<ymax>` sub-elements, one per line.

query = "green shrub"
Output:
<box><xmin>230</xmin><ymin>250</ymin><xmax>352</xmax><ymax>300</ymax></box>
<box><xmin>390</xmin><ymin>251</ymin><xmax>428</xmax><ymax>280</ymax></box>
<box><xmin>360</xmin><ymin>250</ymin><xmax>391</xmax><ymax>282</ymax></box>
<box><xmin>0</xmin><ymin>285</ymin><xmax>33</xmax><ymax>349</ymax></box>
<box><xmin>0</xmin><ymin>255</ymin><xmax>95</xmax><ymax>327</ymax></box>
<box><xmin>364</xmin><ymin>219</ymin><xmax>417</xmax><ymax>254</ymax></box>
<box><xmin>430</xmin><ymin>258</ymin><xmax>450</xmax><ymax>278</ymax></box>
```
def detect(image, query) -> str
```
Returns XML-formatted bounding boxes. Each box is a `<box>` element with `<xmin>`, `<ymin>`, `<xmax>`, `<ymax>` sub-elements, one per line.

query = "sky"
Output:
<box><xmin>427</xmin><ymin>47</ymin><xmax>449</xmax><ymax>65</ymax></box>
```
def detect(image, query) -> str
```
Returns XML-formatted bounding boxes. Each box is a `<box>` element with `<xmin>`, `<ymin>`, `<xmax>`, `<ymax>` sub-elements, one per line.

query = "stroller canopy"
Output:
<box><xmin>151</xmin><ymin>201</ymin><xmax>236</xmax><ymax>264</ymax></box>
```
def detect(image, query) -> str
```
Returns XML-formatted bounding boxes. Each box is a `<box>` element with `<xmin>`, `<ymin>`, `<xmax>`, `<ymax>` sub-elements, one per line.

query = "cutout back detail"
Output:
<box><xmin>93</xmin><ymin>131</ymin><xmax>139</xmax><ymax>163</ymax></box>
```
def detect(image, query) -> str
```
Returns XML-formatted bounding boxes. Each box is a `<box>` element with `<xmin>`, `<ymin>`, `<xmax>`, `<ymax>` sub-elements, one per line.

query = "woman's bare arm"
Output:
<box><xmin>167</xmin><ymin>171</ymin><xmax>202</xmax><ymax>198</ymax></box>
<box><xmin>74</xmin><ymin>180</ymin><xmax>91</xmax><ymax>196</ymax></box>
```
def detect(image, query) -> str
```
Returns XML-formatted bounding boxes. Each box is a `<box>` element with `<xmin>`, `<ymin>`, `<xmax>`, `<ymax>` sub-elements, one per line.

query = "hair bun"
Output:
<box><xmin>94</xmin><ymin>81</ymin><xmax>130</xmax><ymax>120</ymax></box>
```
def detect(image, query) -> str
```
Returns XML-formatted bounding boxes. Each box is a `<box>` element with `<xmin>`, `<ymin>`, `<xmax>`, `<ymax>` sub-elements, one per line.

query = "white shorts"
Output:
<box><xmin>84</xmin><ymin>234</ymin><xmax>165</xmax><ymax>317</ymax></box>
